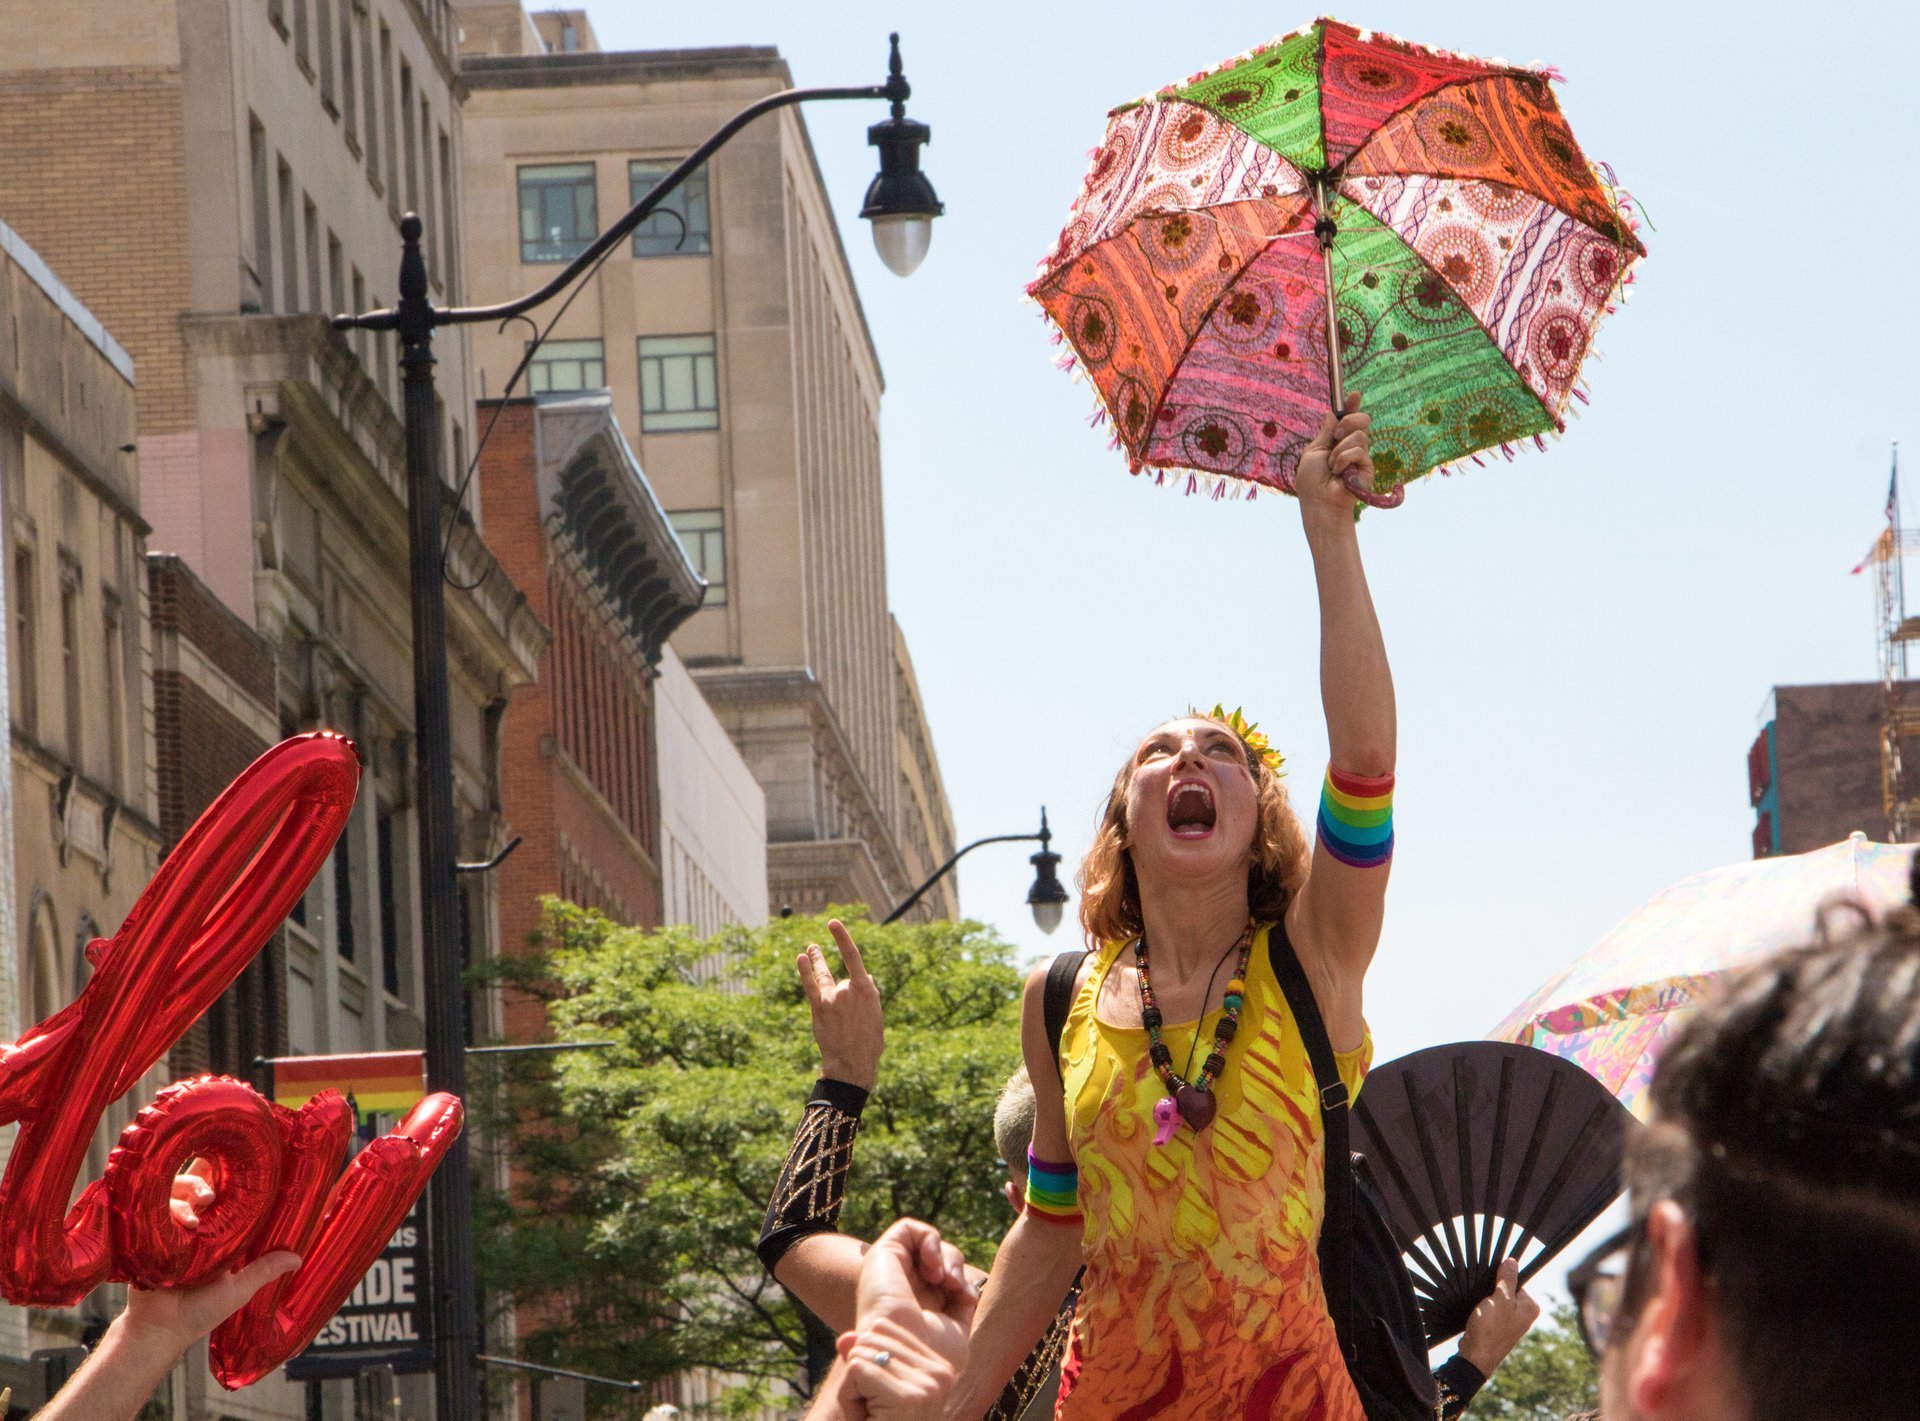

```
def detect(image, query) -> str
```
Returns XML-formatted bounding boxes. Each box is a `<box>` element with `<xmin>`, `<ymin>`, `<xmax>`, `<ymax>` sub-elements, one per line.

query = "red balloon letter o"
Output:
<box><xmin>105</xmin><ymin>1077</ymin><xmax>283</xmax><ymax>1290</ymax></box>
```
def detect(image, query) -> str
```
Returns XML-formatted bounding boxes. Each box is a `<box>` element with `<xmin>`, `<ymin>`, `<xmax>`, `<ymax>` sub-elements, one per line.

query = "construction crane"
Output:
<box><xmin>1866</xmin><ymin>443</ymin><xmax>1920</xmax><ymax>840</ymax></box>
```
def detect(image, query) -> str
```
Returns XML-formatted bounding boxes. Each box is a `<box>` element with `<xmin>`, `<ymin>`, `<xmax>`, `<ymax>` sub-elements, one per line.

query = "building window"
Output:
<box><xmin>278</xmin><ymin>158</ymin><xmax>298</xmax><ymax>315</ymax></box>
<box><xmin>12</xmin><ymin>545</ymin><xmax>35</xmax><ymax>738</ymax></box>
<box><xmin>399</xmin><ymin>62</ymin><xmax>417</xmax><ymax>214</ymax></box>
<box><xmin>304</xmin><ymin>197</ymin><xmax>321</xmax><ymax>313</ymax></box>
<box><xmin>293</xmin><ymin>0</ymin><xmax>310</xmax><ymax>73</ymax></box>
<box><xmin>58</xmin><ymin>565</ymin><xmax>80</xmax><ymax>771</ymax></box>
<box><xmin>359</xmin><ymin>8</ymin><xmax>377</xmax><ymax>178</ymax></box>
<box><xmin>438</xmin><ymin>130</ymin><xmax>457</xmax><ymax>301</ymax></box>
<box><xmin>332</xmin><ymin>830</ymin><xmax>356</xmax><ymax>964</ymax></box>
<box><xmin>528</xmin><ymin>338</ymin><xmax>605</xmax><ymax>394</ymax></box>
<box><xmin>637</xmin><ymin>334</ymin><xmax>719</xmax><ymax>432</ymax></box>
<box><xmin>328</xmin><ymin>230</ymin><xmax>344</xmax><ymax>320</ymax></box>
<box><xmin>668</xmin><ymin>510</ymin><xmax>727</xmax><ymax>606</ymax></box>
<box><xmin>376</xmin><ymin>805</ymin><xmax>405</xmax><ymax>998</ymax></box>
<box><xmin>379</xmin><ymin>22</ymin><xmax>397</xmax><ymax>207</ymax></box>
<box><xmin>102</xmin><ymin>594</ymin><xmax>124</xmax><ymax>793</ymax></box>
<box><xmin>340</xmin><ymin>3</ymin><xmax>356</xmax><ymax>140</ymax></box>
<box><xmin>249</xmin><ymin>117</ymin><xmax>272</xmax><ymax>311</ymax></box>
<box><xmin>518</xmin><ymin>164</ymin><xmax>596</xmax><ymax>263</ymax></box>
<box><xmin>317</xmin><ymin>0</ymin><xmax>336</xmax><ymax>110</ymax></box>
<box><xmin>629</xmin><ymin>161</ymin><xmax>710</xmax><ymax>257</ymax></box>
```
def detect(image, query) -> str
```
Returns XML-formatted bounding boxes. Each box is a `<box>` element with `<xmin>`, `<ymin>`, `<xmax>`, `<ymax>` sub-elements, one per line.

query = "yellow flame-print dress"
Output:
<box><xmin>1054</xmin><ymin>925</ymin><xmax>1371</xmax><ymax>1420</ymax></box>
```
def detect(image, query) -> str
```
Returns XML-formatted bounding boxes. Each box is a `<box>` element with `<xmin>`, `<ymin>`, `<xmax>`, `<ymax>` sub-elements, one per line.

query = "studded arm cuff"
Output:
<box><xmin>1433</xmin><ymin>1354</ymin><xmax>1487</xmax><ymax>1420</ymax></box>
<box><xmin>755</xmin><ymin>1078</ymin><xmax>870</xmax><ymax>1274</ymax></box>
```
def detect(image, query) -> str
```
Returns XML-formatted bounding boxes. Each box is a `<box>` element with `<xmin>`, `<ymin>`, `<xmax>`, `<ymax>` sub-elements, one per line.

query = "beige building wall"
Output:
<box><xmin>0</xmin><ymin>6</ymin><xmax>543</xmax><ymax>1419</ymax></box>
<box><xmin>459</xmin><ymin>26</ymin><xmax>956</xmax><ymax>923</ymax></box>
<box><xmin>0</xmin><ymin>0</ymin><xmax>478</xmax><ymax>624</ymax></box>
<box><xmin>0</xmin><ymin>217</ymin><xmax>168</xmax><ymax>1381</ymax></box>
<box><xmin>656</xmin><ymin>645</ymin><xmax>769</xmax><ymax>934</ymax></box>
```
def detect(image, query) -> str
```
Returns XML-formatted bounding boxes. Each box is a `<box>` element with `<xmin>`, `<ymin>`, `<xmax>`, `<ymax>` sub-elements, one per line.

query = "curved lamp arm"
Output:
<box><xmin>882</xmin><ymin>809</ymin><xmax>1067</xmax><ymax>929</ymax></box>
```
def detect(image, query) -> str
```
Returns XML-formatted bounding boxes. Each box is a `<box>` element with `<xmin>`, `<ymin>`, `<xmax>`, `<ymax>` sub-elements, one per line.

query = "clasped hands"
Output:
<box><xmin>832</xmin><ymin>1217</ymin><xmax>975</xmax><ymax>1419</ymax></box>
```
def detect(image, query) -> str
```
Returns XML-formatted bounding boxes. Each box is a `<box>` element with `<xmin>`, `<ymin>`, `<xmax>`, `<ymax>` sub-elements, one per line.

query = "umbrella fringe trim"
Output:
<box><xmin>1121</xmin><ymin>16</ymin><xmax>1567</xmax><ymax>118</ymax></box>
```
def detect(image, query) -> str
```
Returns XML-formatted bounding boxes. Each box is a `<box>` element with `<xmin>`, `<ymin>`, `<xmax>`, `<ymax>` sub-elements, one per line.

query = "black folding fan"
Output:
<box><xmin>1350</xmin><ymin>1040</ymin><xmax>1639</xmax><ymax>1347</ymax></box>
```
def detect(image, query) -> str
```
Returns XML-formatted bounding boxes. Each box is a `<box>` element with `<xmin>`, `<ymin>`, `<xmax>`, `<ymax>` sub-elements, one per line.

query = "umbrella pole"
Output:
<box><xmin>1311</xmin><ymin>175</ymin><xmax>1345</xmax><ymax>412</ymax></box>
<box><xmin>1311</xmin><ymin>174</ymin><xmax>1404</xmax><ymax>510</ymax></box>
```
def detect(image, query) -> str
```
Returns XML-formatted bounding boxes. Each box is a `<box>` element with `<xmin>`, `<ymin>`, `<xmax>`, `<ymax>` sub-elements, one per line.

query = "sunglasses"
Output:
<box><xmin>1566</xmin><ymin>1221</ymin><xmax>1646</xmax><ymax>1359</ymax></box>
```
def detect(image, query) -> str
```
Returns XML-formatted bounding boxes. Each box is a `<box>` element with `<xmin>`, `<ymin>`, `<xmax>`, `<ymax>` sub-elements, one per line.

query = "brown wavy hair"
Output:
<box><xmin>1077</xmin><ymin>713</ymin><xmax>1312</xmax><ymax>945</ymax></box>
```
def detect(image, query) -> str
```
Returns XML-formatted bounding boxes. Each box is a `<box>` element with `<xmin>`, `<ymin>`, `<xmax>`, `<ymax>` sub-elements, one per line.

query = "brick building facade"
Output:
<box><xmin>1749</xmin><ymin>681</ymin><xmax>1914</xmax><ymax>857</ymax></box>
<box><xmin>475</xmin><ymin>391</ymin><xmax>752</xmax><ymax>1028</ymax></box>
<box><xmin>149</xmin><ymin>553</ymin><xmax>284</xmax><ymax>1080</ymax></box>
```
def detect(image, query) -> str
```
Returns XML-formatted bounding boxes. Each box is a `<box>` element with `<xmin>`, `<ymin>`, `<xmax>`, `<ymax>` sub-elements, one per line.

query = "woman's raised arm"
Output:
<box><xmin>1291</xmin><ymin>395</ymin><xmax>1397</xmax><ymax>1043</ymax></box>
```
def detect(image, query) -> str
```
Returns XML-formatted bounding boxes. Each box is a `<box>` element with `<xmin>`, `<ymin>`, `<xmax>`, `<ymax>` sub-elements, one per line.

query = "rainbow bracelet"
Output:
<box><xmin>1318</xmin><ymin>766</ymin><xmax>1395</xmax><ymax>869</ymax></box>
<box><xmin>1024</xmin><ymin>1149</ymin><xmax>1083</xmax><ymax>1228</ymax></box>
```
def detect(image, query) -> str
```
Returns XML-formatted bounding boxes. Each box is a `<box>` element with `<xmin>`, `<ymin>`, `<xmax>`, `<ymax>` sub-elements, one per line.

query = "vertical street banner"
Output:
<box><xmin>270</xmin><ymin>1051</ymin><xmax>436</xmax><ymax>1379</ymax></box>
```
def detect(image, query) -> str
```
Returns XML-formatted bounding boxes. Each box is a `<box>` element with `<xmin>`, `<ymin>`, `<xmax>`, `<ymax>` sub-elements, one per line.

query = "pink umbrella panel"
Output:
<box><xmin>1489</xmin><ymin>836</ymin><xmax>1915</xmax><ymax>1119</ymax></box>
<box><xmin>1032</xmin><ymin>17</ymin><xmax>1645</xmax><ymax>502</ymax></box>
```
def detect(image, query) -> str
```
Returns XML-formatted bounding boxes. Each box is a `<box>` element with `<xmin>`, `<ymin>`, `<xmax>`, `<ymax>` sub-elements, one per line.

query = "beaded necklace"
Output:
<box><xmin>1136</xmin><ymin>921</ymin><xmax>1255</xmax><ymax>1145</ymax></box>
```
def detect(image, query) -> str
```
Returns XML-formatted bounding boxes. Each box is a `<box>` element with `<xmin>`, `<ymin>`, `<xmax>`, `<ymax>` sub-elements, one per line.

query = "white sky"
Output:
<box><xmin>578</xmin><ymin>0</ymin><xmax>1920</xmax><ymax>1300</ymax></box>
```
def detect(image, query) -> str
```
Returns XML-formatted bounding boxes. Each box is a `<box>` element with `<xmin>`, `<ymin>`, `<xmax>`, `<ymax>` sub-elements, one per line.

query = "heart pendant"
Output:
<box><xmin>1152</xmin><ymin>1095</ymin><xmax>1179</xmax><ymax>1146</ymax></box>
<box><xmin>1175</xmin><ymin>1084</ymin><xmax>1217</xmax><ymax>1132</ymax></box>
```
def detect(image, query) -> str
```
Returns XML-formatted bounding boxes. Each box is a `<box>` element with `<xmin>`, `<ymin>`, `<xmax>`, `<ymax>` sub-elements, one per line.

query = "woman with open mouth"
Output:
<box><xmin>943</xmin><ymin>395</ymin><xmax>1395</xmax><ymax>1421</ymax></box>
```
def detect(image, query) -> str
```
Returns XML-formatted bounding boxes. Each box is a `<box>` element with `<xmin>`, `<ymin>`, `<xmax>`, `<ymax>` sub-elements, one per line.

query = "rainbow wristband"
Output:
<box><xmin>1024</xmin><ymin>1149</ymin><xmax>1083</xmax><ymax>1228</ymax></box>
<box><xmin>1318</xmin><ymin>766</ymin><xmax>1395</xmax><ymax>869</ymax></box>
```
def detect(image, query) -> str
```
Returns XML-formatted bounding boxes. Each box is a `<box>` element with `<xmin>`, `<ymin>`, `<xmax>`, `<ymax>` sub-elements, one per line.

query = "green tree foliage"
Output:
<box><xmin>473</xmin><ymin>904</ymin><xmax>1025</xmax><ymax>1415</ymax></box>
<box><xmin>1465</xmin><ymin>1301</ymin><xmax>1600</xmax><ymax>1420</ymax></box>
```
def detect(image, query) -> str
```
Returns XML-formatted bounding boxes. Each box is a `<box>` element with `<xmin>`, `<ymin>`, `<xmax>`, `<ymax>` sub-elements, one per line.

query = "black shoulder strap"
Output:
<box><xmin>1267</xmin><ymin>919</ymin><xmax>1355</xmax><ymax>1360</ymax></box>
<box><xmin>1043</xmin><ymin>950</ymin><xmax>1087</xmax><ymax>1077</ymax></box>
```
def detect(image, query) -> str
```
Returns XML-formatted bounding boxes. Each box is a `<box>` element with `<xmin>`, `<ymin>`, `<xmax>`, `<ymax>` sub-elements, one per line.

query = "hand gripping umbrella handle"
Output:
<box><xmin>1342</xmin><ymin>470</ymin><xmax>1405</xmax><ymax>509</ymax></box>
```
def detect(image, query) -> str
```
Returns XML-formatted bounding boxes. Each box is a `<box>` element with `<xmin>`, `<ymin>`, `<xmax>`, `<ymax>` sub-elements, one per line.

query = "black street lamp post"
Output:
<box><xmin>333</xmin><ymin>36</ymin><xmax>940</xmax><ymax>1421</ymax></box>
<box><xmin>881</xmin><ymin>808</ymin><xmax>1070</xmax><ymax>931</ymax></box>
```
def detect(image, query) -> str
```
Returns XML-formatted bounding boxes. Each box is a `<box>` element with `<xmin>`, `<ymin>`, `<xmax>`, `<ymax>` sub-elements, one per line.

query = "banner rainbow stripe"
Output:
<box><xmin>271</xmin><ymin>1050</ymin><xmax>425</xmax><ymax>1120</ymax></box>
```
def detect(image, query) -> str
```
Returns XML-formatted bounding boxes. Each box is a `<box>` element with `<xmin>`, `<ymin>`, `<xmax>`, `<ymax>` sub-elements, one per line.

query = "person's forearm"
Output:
<box><xmin>775</xmin><ymin>1233</ymin><xmax>869</xmax><ymax>1333</ymax></box>
<box><xmin>943</xmin><ymin>1214</ymin><xmax>1081</xmax><ymax>1419</ymax></box>
<box><xmin>39</xmin><ymin>1317</ymin><xmax>179</xmax><ymax>1421</ymax></box>
<box><xmin>1304</xmin><ymin>513</ymin><xmax>1395</xmax><ymax>774</ymax></box>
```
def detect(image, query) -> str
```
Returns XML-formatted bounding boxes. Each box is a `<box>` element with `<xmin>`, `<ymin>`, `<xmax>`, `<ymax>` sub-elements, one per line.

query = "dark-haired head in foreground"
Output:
<box><xmin>1588</xmin><ymin>898</ymin><xmax>1920</xmax><ymax>1421</ymax></box>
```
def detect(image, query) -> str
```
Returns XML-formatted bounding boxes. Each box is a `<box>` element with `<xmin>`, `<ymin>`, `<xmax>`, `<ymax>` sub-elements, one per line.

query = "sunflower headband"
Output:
<box><xmin>1197</xmin><ymin>704</ymin><xmax>1286</xmax><ymax>776</ymax></box>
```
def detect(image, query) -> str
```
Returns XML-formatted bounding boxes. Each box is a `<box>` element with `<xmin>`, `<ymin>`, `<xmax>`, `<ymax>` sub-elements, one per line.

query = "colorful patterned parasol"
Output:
<box><xmin>1489</xmin><ymin>836</ymin><xmax>1914</xmax><ymax>1119</ymax></box>
<box><xmin>1032</xmin><ymin>17</ymin><xmax>1644</xmax><ymax>505</ymax></box>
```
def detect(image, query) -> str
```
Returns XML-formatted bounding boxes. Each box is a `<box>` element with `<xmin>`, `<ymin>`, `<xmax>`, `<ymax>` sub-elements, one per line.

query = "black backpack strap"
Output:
<box><xmin>1267</xmin><ymin>918</ymin><xmax>1355</xmax><ymax>1360</ymax></box>
<box><xmin>1043</xmin><ymin>950</ymin><xmax>1087</xmax><ymax>1077</ymax></box>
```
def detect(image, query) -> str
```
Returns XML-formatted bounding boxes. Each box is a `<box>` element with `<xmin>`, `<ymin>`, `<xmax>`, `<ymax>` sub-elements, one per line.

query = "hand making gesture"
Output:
<box><xmin>796</xmin><ymin>919</ymin><xmax>884</xmax><ymax>1092</ymax></box>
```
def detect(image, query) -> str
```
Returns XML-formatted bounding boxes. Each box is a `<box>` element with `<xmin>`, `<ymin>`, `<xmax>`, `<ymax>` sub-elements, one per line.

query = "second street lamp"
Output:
<box><xmin>333</xmin><ymin>34</ymin><xmax>939</xmax><ymax>1420</ymax></box>
<box><xmin>883</xmin><ymin>809</ymin><xmax>1069</xmax><ymax>931</ymax></box>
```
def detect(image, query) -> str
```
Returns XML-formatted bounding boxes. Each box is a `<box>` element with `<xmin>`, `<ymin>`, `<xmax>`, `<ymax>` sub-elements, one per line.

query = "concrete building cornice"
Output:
<box><xmin>524</xmin><ymin>391</ymin><xmax>704</xmax><ymax>665</ymax></box>
<box><xmin>690</xmin><ymin>663</ymin><xmax>911</xmax><ymax>898</ymax></box>
<box><xmin>460</xmin><ymin>46</ymin><xmax>790</xmax><ymax>89</ymax></box>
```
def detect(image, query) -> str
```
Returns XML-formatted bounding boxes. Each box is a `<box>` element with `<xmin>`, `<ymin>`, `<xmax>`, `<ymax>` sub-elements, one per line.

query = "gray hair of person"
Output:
<box><xmin>993</xmin><ymin>1065</ymin><xmax>1037</xmax><ymax>1177</ymax></box>
<box><xmin>1622</xmin><ymin>896</ymin><xmax>1920</xmax><ymax>1421</ymax></box>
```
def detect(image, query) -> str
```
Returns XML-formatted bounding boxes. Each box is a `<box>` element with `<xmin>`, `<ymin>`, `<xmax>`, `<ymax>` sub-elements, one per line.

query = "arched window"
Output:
<box><xmin>26</xmin><ymin>894</ymin><xmax>61</xmax><ymax>1028</ymax></box>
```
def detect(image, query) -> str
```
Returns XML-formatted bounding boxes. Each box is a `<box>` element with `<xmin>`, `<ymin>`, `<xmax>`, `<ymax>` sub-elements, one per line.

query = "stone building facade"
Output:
<box><xmin>0</xmin><ymin>215</ymin><xmax>167</xmax><ymax>1396</ymax></box>
<box><xmin>0</xmin><ymin>6</ymin><xmax>545</xmax><ymax>1419</ymax></box>
<box><xmin>456</xmin><ymin>13</ymin><xmax>957</xmax><ymax>923</ymax></box>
